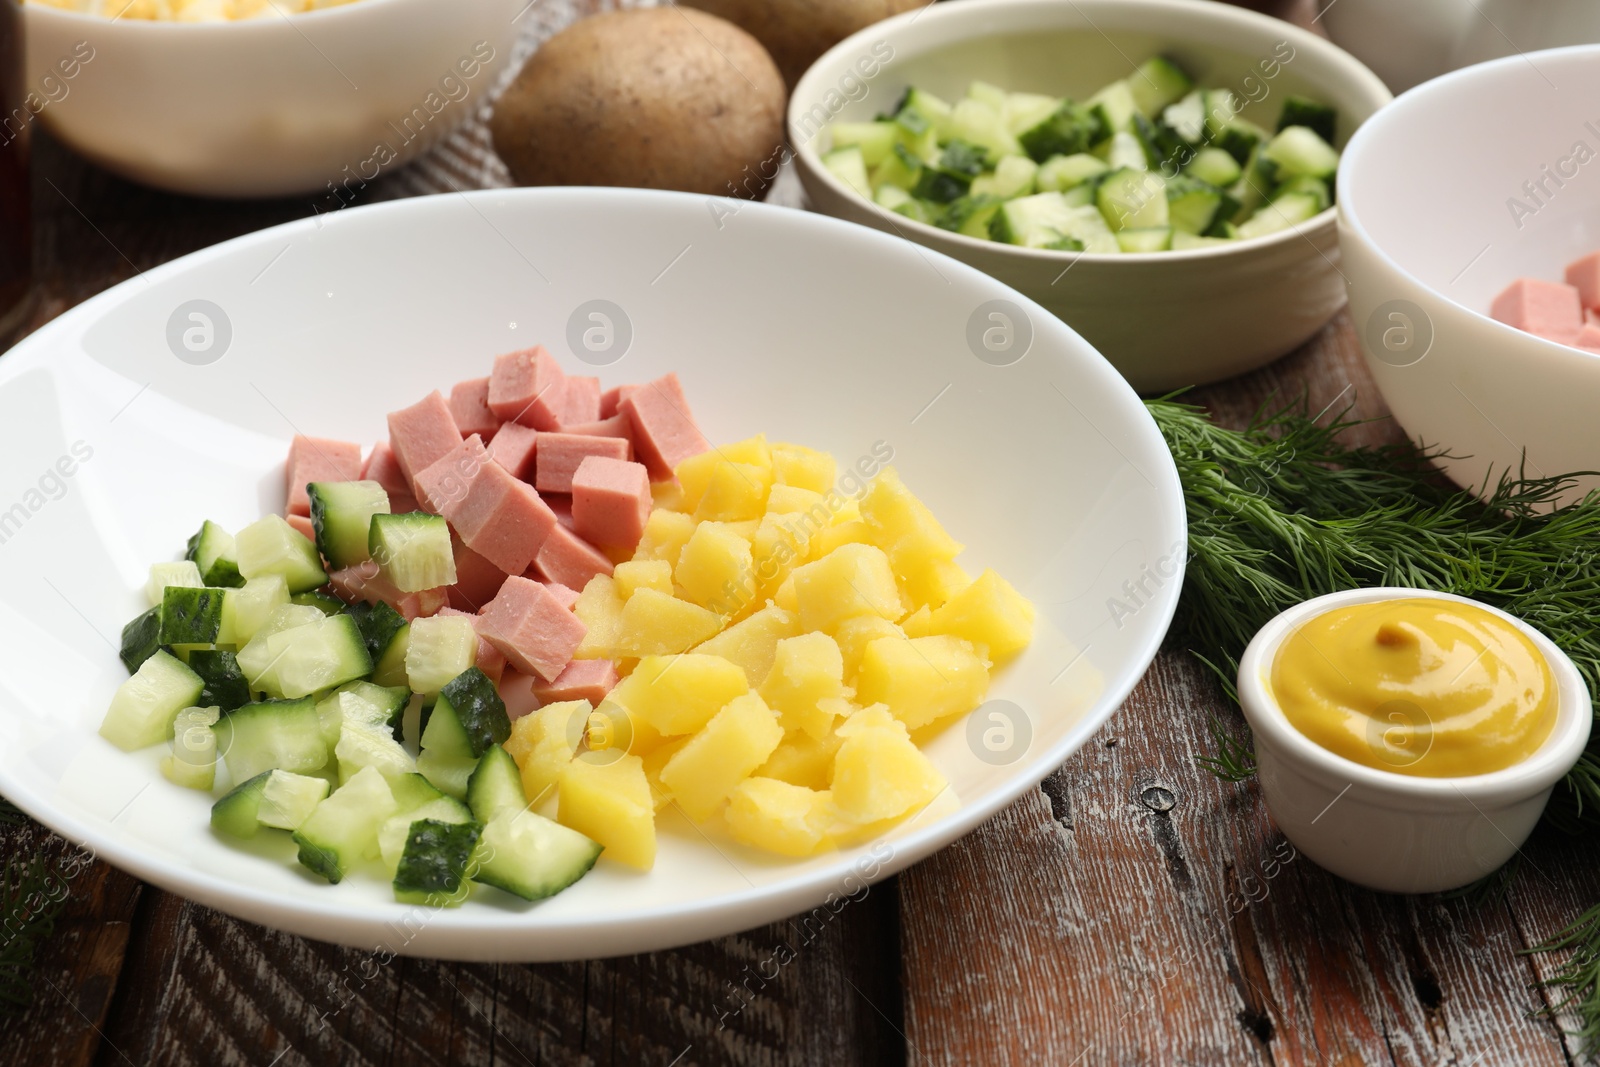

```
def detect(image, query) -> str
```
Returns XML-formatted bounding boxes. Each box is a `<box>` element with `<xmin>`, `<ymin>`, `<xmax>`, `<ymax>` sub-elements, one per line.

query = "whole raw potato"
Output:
<box><xmin>489</xmin><ymin>8</ymin><xmax>787</xmax><ymax>198</ymax></box>
<box><xmin>684</xmin><ymin>0</ymin><xmax>923</xmax><ymax>87</ymax></box>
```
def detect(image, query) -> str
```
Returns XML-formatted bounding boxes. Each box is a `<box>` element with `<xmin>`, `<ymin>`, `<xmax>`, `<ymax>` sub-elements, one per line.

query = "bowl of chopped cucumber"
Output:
<box><xmin>790</xmin><ymin>0</ymin><xmax>1391</xmax><ymax>392</ymax></box>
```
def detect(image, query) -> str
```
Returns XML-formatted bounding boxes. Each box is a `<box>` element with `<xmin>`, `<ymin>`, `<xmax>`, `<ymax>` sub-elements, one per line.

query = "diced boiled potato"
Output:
<box><xmin>807</xmin><ymin>519</ymin><xmax>875</xmax><ymax>562</ymax></box>
<box><xmin>691</xmin><ymin>603</ymin><xmax>800</xmax><ymax>687</ymax></box>
<box><xmin>674</xmin><ymin>521</ymin><xmax>755</xmax><ymax>612</ymax></box>
<box><xmin>901</xmin><ymin>605</ymin><xmax>933</xmax><ymax>638</ymax></box>
<box><xmin>727</xmin><ymin>778</ymin><xmax>834</xmax><ymax>857</ymax></box>
<box><xmin>791</xmin><ymin>543</ymin><xmax>905</xmax><ymax>633</ymax></box>
<box><xmin>928</xmin><ymin>569</ymin><xmax>1036</xmax><ymax>662</ymax></box>
<box><xmin>860</xmin><ymin>466</ymin><xmax>963</xmax><ymax>564</ymax></box>
<box><xmin>607</xmin><ymin>654</ymin><xmax>749</xmax><ymax>735</ymax></box>
<box><xmin>505</xmin><ymin>700</ymin><xmax>587</xmax><ymax>805</ymax></box>
<box><xmin>831</xmin><ymin>705</ymin><xmax>945</xmax><ymax>824</ymax></box>
<box><xmin>559</xmin><ymin>755</ymin><xmax>656</xmax><ymax>869</ymax></box>
<box><xmin>771</xmin><ymin>443</ymin><xmax>836</xmax><ymax>494</ymax></box>
<box><xmin>856</xmin><ymin>635</ymin><xmax>990</xmax><ymax>730</ymax></box>
<box><xmin>615</xmin><ymin>588</ymin><xmax>723</xmax><ymax>656</ymax></box>
<box><xmin>574</xmin><ymin>575</ymin><xmax>625</xmax><ymax>659</ymax></box>
<box><xmin>676</xmin><ymin>435</ymin><xmax>772</xmax><ymax>510</ymax></box>
<box><xmin>659</xmin><ymin>692</ymin><xmax>784</xmax><ymax>821</ymax></box>
<box><xmin>613</xmin><ymin>559</ymin><xmax>674</xmax><ymax>600</ymax></box>
<box><xmin>634</xmin><ymin>509</ymin><xmax>698</xmax><ymax>568</ymax></box>
<box><xmin>694</xmin><ymin>461</ymin><xmax>772</xmax><ymax>523</ymax></box>
<box><xmin>585</xmin><ymin>695</ymin><xmax>665</xmax><ymax>759</ymax></box>
<box><xmin>651</xmin><ymin>479</ymin><xmax>687</xmax><ymax>513</ymax></box>
<box><xmin>774</xmin><ymin>574</ymin><xmax>798</xmax><ymax>614</ymax></box>
<box><xmin>833</xmin><ymin>615</ymin><xmax>905</xmax><ymax>683</ymax></box>
<box><xmin>641</xmin><ymin>736</ymin><xmax>690</xmax><ymax>811</ymax></box>
<box><xmin>897</xmin><ymin>557</ymin><xmax>973</xmax><ymax>612</ymax></box>
<box><xmin>757</xmin><ymin>725</ymin><xmax>845</xmax><ymax>791</ymax></box>
<box><xmin>766</xmin><ymin>485</ymin><xmax>826</xmax><ymax>516</ymax></box>
<box><xmin>751</xmin><ymin>514</ymin><xmax>807</xmax><ymax>596</ymax></box>
<box><xmin>759</xmin><ymin>633</ymin><xmax>852</xmax><ymax>740</ymax></box>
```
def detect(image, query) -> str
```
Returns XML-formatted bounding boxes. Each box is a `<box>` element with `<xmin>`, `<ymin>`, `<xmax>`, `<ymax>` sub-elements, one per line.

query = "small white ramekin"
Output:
<box><xmin>1238</xmin><ymin>587</ymin><xmax>1592</xmax><ymax>894</ymax></box>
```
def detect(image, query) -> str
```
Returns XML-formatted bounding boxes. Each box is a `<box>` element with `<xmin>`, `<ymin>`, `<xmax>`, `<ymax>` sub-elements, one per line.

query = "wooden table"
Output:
<box><xmin>7</xmin><ymin>2</ymin><xmax>1600</xmax><ymax>1064</ymax></box>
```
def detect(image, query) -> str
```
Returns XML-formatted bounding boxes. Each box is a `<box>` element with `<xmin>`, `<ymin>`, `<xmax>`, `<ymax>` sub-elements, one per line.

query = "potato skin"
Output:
<box><xmin>489</xmin><ymin>8</ymin><xmax>786</xmax><ymax>198</ymax></box>
<box><xmin>683</xmin><ymin>0</ymin><xmax>923</xmax><ymax>87</ymax></box>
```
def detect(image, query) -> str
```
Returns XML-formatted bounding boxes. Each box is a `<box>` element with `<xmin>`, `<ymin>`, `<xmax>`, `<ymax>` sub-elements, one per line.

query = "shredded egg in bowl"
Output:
<box><xmin>26</xmin><ymin>0</ymin><xmax>362</xmax><ymax>20</ymax></box>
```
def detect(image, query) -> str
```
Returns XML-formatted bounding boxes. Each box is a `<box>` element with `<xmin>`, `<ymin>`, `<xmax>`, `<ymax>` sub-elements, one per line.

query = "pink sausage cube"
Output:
<box><xmin>533</xmin><ymin>658</ymin><xmax>618</xmax><ymax>708</ymax></box>
<box><xmin>361</xmin><ymin>441</ymin><xmax>412</xmax><ymax>504</ymax></box>
<box><xmin>448</xmin><ymin>535</ymin><xmax>509</xmax><ymax>613</ymax></box>
<box><xmin>599</xmin><ymin>384</ymin><xmax>636</xmax><ymax>420</ymax></box>
<box><xmin>558</xmin><ymin>415</ymin><xmax>632</xmax><ymax>441</ymax></box>
<box><xmin>449</xmin><ymin>377</ymin><xmax>503</xmax><ymax>441</ymax></box>
<box><xmin>448</xmin><ymin>461</ymin><xmax>559</xmax><ymax>575</ymax></box>
<box><xmin>498</xmin><ymin>671</ymin><xmax>540</xmax><ymax>721</ymax></box>
<box><xmin>1575</xmin><ymin>323</ymin><xmax>1600</xmax><ymax>353</ymax></box>
<box><xmin>543</xmin><ymin>581</ymin><xmax>580</xmax><ymax>611</ymax></box>
<box><xmin>1491</xmin><ymin>278</ymin><xmax>1582</xmax><ymax>340</ymax></box>
<box><xmin>413</xmin><ymin>434</ymin><xmax>488</xmax><ymax>515</ymax></box>
<box><xmin>562</xmin><ymin>376</ymin><xmax>602</xmax><ymax>427</ymax></box>
<box><xmin>532</xmin><ymin>524</ymin><xmax>615</xmax><ymax>591</ymax></box>
<box><xmin>387</xmin><ymin>391</ymin><xmax>464</xmax><ymax>489</ymax></box>
<box><xmin>571</xmin><ymin>456</ymin><xmax>651</xmax><ymax>550</ymax></box>
<box><xmin>1566</xmin><ymin>253</ymin><xmax>1600</xmax><ymax>312</ymax></box>
<box><xmin>285</xmin><ymin>435</ymin><xmax>363</xmax><ymax>517</ymax></box>
<box><xmin>534</xmin><ymin>432</ymin><xmax>631</xmax><ymax>495</ymax></box>
<box><xmin>286</xmin><ymin>512</ymin><xmax>317</xmax><ymax>542</ymax></box>
<box><xmin>488</xmin><ymin>346</ymin><xmax>567</xmax><ymax>430</ymax></box>
<box><xmin>329</xmin><ymin>562</ymin><xmax>449</xmax><ymax>621</ymax></box>
<box><xmin>487</xmin><ymin>421</ymin><xmax>538</xmax><ymax>481</ymax></box>
<box><xmin>618</xmin><ymin>373</ymin><xmax>710</xmax><ymax>480</ymax></box>
<box><xmin>545</xmin><ymin>493</ymin><xmax>574</xmax><ymax>529</ymax></box>
<box><xmin>477</xmin><ymin>576</ymin><xmax>588</xmax><ymax>681</ymax></box>
<box><xmin>437</xmin><ymin>607</ymin><xmax>507</xmax><ymax>686</ymax></box>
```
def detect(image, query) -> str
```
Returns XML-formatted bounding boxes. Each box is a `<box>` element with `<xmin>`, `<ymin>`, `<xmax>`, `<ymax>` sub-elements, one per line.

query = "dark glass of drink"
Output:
<box><xmin>0</xmin><ymin>0</ymin><xmax>30</xmax><ymax>341</ymax></box>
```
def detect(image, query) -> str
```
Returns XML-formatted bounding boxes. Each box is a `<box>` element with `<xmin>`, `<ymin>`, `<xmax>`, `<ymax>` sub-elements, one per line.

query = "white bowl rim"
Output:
<box><xmin>1338</xmin><ymin>42</ymin><xmax>1600</xmax><ymax>364</ymax></box>
<box><xmin>21</xmin><ymin>0</ymin><xmax>409</xmax><ymax>29</ymax></box>
<box><xmin>1238</xmin><ymin>586</ymin><xmax>1592</xmax><ymax>802</ymax></box>
<box><xmin>0</xmin><ymin>185</ymin><xmax>1188</xmax><ymax>954</ymax></box>
<box><xmin>788</xmin><ymin>0</ymin><xmax>1391</xmax><ymax>265</ymax></box>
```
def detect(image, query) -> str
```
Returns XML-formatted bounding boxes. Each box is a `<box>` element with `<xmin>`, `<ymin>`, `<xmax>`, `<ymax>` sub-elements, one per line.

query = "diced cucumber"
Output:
<box><xmin>1185</xmin><ymin>146</ymin><xmax>1243</xmax><ymax>188</ymax></box>
<box><xmin>951</xmin><ymin>98</ymin><xmax>1022</xmax><ymax>159</ymax></box>
<box><xmin>990</xmin><ymin>155</ymin><xmax>1038</xmax><ymax>199</ymax></box>
<box><xmin>293</xmin><ymin>765</ymin><xmax>398</xmax><ymax>884</ymax></box>
<box><xmin>1062</xmin><ymin>183</ymin><xmax>1095</xmax><ymax>209</ymax></box>
<box><xmin>217</xmin><ymin>575</ymin><xmax>290</xmax><ymax>647</ymax></box>
<box><xmin>405</xmin><ymin>615</ymin><xmax>477</xmax><ymax>696</ymax></box>
<box><xmin>829</xmin><ymin>121</ymin><xmax>899</xmax><ymax>167</ymax></box>
<box><xmin>1173</xmin><ymin>231</ymin><xmax>1236</xmax><ymax>250</ymax></box>
<box><xmin>1086</xmin><ymin>80</ymin><xmax>1138</xmax><ymax>135</ymax></box>
<box><xmin>291</xmin><ymin>590</ymin><xmax>347</xmax><ymax>616</ymax></box>
<box><xmin>416</xmin><ymin>750</ymin><xmax>479</xmax><ymax>800</ymax></box>
<box><xmin>965</xmin><ymin>80</ymin><xmax>1005</xmax><ymax>110</ymax></box>
<box><xmin>336</xmin><ymin>720</ymin><xmax>417</xmax><ymax>783</ymax></box>
<box><xmin>189</xmin><ymin>649</ymin><xmax>251</xmax><ymax>712</ymax></box>
<box><xmin>1131</xmin><ymin>114</ymin><xmax>1186</xmax><ymax>172</ymax></box>
<box><xmin>258</xmin><ymin>770</ymin><xmax>330</xmax><ymax>831</ymax></box>
<box><xmin>473</xmin><ymin>811</ymin><xmax>602</xmax><ymax>902</ymax></box>
<box><xmin>100</xmin><ymin>649</ymin><xmax>204</xmax><ymax>751</ymax></box>
<box><xmin>420</xmin><ymin>691</ymin><xmax>472</xmax><ymax>760</ymax></box>
<box><xmin>912</xmin><ymin>140</ymin><xmax>986</xmax><ymax>203</ymax></box>
<box><xmin>349</xmin><ymin>600</ymin><xmax>407</xmax><ymax>663</ymax></box>
<box><xmin>895</xmin><ymin>87</ymin><xmax>954</xmax><ymax>139</ymax></box>
<box><xmin>466</xmin><ymin>745</ymin><xmax>526</xmax><ymax>824</ymax></box>
<box><xmin>378</xmin><ymin>796</ymin><xmax>473</xmax><ymax>874</ymax></box>
<box><xmin>1036</xmin><ymin>153</ymin><xmax>1108</xmax><ymax>192</ymax></box>
<box><xmin>952</xmin><ymin>197</ymin><xmax>1004</xmax><ymax>239</ymax></box>
<box><xmin>1274</xmin><ymin>175</ymin><xmax>1332</xmax><ymax>212</ymax></box>
<box><xmin>120</xmin><ymin>606</ymin><xmax>163</xmax><ymax>674</ymax></box>
<box><xmin>316</xmin><ymin>680</ymin><xmax>410</xmax><ymax>746</ymax></box>
<box><xmin>237</xmin><ymin>515</ymin><xmax>327</xmax><ymax>594</ymax></box>
<box><xmin>873</xmin><ymin>184</ymin><xmax>919</xmax><ymax>219</ymax></box>
<box><xmin>145</xmin><ymin>560</ymin><xmax>203</xmax><ymax>608</ymax></box>
<box><xmin>369</xmin><ymin>512</ymin><xmax>455</xmax><ymax>594</ymax></box>
<box><xmin>1235</xmin><ymin>191</ymin><xmax>1322</xmax><ymax>238</ymax></box>
<box><xmin>1214</xmin><ymin>116</ymin><xmax>1268</xmax><ymax>165</ymax></box>
<box><xmin>160</xmin><ymin>585</ymin><xmax>225</xmax><ymax>645</ymax></box>
<box><xmin>393</xmin><ymin>818</ymin><xmax>483</xmax><ymax>907</ymax></box>
<box><xmin>870</xmin><ymin>144</ymin><xmax>921</xmax><ymax>193</ymax></box>
<box><xmin>186</xmin><ymin>521</ymin><xmax>243</xmax><ymax>589</ymax></box>
<box><xmin>1263</xmin><ymin>126</ymin><xmax>1339</xmax><ymax>181</ymax></box>
<box><xmin>390</xmin><ymin>771</ymin><xmax>448</xmax><ymax>812</ymax></box>
<box><xmin>1229</xmin><ymin>144</ymin><xmax>1271</xmax><ymax>216</ymax></box>
<box><xmin>372</xmin><ymin>623</ymin><xmax>411</xmax><ymax>689</ymax></box>
<box><xmin>823</xmin><ymin>146</ymin><xmax>872</xmax><ymax>199</ymax></box>
<box><xmin>161</xmin><ymin>705</ymin><xmax>220</xmax><ymax>791</ymax></box>
<box><xmin>1202</xmin><ymin>89</ymin><xmax>1238</xmax><ymax>141</ymax></box>
<box><xmin>238</xmin><ymin>612</ymin><xmax>373</xmax><ymax>699</ymax></box>
<box><xmin>1017</xmin><ymin>100</ymin><xmax>1105</xmax><ymax>162</ymax></box>
<box><xmin>1165</xmin><ymin>175</ymin><xmax>1227</xmax><ymax>235</ymax></box>
<box><xmin>1115</xmin><ymin>227</ymin><xmax>1174</xmax><ymax>253</ymax></box>
<box><xmin>1096</xmin><ymin>168</ymin><xmax>1168</xmax><ymax>231</ymax></box>
<box><xmin>1105</xmin><ymin>131</ymin><xmax>1148</xmax><ymax>171</ymax></box>
<box><xmin>211</xmin><ymin>770</ymin><xmax>274</xmax><ymax>838</ymax></box>
<box><xmin>1161</xmin><ymin>90</ymin><xmax>1205</xmax><ymax>143</ymax></box>
<box><xmin>213</xmin><ymin>696</ymin><xmax>328</xmax><ymax>782</ymax></box>
<box><xmin>989</xmin><ymin>191</ymin><xmax>1078</xmax><ymax>248</ymax></box>
<box><xmin>1002</xmin><ymin>91</ymin><xmax>1063</xmax><ymax>136</ymax></box>
<box><xmin>1129</xmin><ymin>56</ymin><xmax>1193</xmax><ymax>117</ymax></box>
<box><xmin>1277</xmin><ymin>95</ymin><xmax>1337</xmax><ymax>144</ymax></box>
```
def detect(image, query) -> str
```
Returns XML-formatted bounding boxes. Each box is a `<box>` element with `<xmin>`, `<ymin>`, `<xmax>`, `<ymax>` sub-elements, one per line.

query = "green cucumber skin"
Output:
<box><xmin>120</xmin><ymin>606</ymin><xmax>165</xmax><ymax>674</ymax></box>
<box><xmin>393</xmin><ymin>818</ymin><xmax>483</xmax><ymax>898</ymax></box>
<box><xmin>160</xmin><ymin>586</ymin><xmax>226</xmax><ymax>645</ymax></box>
<box><xmin>188</xmin><ymin>649</ymin><xmax>252</xmax><ymax>712</ymax></box>
<box><xmin>211</xmin><ymin>770</ymin><xmax>273</xmax><ymax>839</ymax></box>
<box><xmin>437</xmin><ymin>668</ymin><xmax>510</xmax><ymax>758</ymax></box>
<box><xmin>466</xmin><ymin>745</ymin><xmax>527</xmax><ymax>824</ymax></box>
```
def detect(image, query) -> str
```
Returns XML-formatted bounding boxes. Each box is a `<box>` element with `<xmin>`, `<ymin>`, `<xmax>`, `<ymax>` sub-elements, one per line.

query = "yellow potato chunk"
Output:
<box><xmin>771</xmin><ymin>443</ymin><xmax>836</xmax><ymax>494</ymax></box>
<box><xmin>758</xmin><ymin>724</ymin><xmax>845</xmax><ymax>791</ymax></box>
<box><xmin>860</xmin><ymin>466</ymin><xmax>963</xmax><ymax>563</ymax></box>
<box><xmin>928</xmin><ymin>568</ymin><xmax>1036</xmax><ymax>662</ymax></box>
<box><xmin>727</xmin><ymin>778</ymin><xmax>834</xmax><ymax>857</ymax></box>
<box><xmin>831</xmin><ymin>705</ymin><xmax>945</xmax><ymax>824</ymax></box>
<box><xmin>659</xmin><ymin>692</ymin><xmax>784</xmax><ymax>821</ymax></box>
<box><xmin>559</xmin><ymin>755</ymin><xmax>656</xmax><ymax>869</ymax></box>
<box><xmin>751</xmin><ymin>514</ymin><xmax>807</xmax><ymax>596</ymax></box>
<box><xmin>898</xmin><ymin>557</ymin><xmax>973</xmax><ymax>612</ymax></box>
<box><xmin>766</xmin><ymin>484</ymin><xmax>826</xmax><ymax>515</ymax></box>
<box><xmin>583</xmin><ymin>696</ymin><xmax>664</xmax><ymax>760</ymax></box>
<box><xmin>633</xmin><ymin>509</ymin><xmax>697</xmax><ymax>568</ymax></box>
<box><xmin>607</xmin><ymin>653</ymin><xmax>749</xmax><ymax>735</ymax></box>
<box><xmin>675</xmin><ymin>521</ymin><xmax>755</xmax><ymax>613</ymax></box>
<box><xmin>791</xmin><ymin>543</ymin><xmax>906</xmax><ymax>633</ymax></box>
<box><xmin>774</xmin><ymin>574</ymin><xmax>798</xmax><ymax>613</ymax></box>
<box><xmin>759</xmin><ymin>633</ymin><xmax>852</xmax><ymax>740</ymax></box>
<box><xmin>615</xmin><ymin>588</ymin><xmax>722</xmax><ymax>657</ymax></box>
<box><xmin>808</xmin><ymin>519</ymin><xmax>875</xmax><ymax>562</ymax></box>
<box><xmin>856</xmin><ymin>635</ymin><xmax>990</xmax><ymax>731</ymax></box>
<box><xmin>677</xmin><ymin>435</ymin><xmax>772</xmax><ymax>510</ymax></box>
<box><xmin>694</xmin><ymin>461</ymin><xmax>772</xmax><ymax>523</ymax></box>
<box><xmin>651</xmin><ymin>479</ymin><xmax>687</xmax><ymax>513</ymax></box>
<box><xmin>692</xmin><ymin>603</ymin><xmax>800</xmax><ymax>687</ymax></box>
<box><xmin>833</xmin><ymin>615</ymin><xmax>905</xmax><ymax>683</ymax></box>
<box><xmin>574</xmin><ymin>574</ymin><xmax>625</xmax><ymax>659</ymax></box>
<box><xmin>613</xmin><ymin>559</ymin><xmax>674</xmax><ymax>600</ymax></box>
<box><xmin>641</xmin><ymin>736</ymin><xmax>689</xmax><ymax>811</ymax></box>
<box><xmin>505</xmin><ymin>700</ymin><xmax>587</xmax><ymax>806</ymax></box>
<box><xmin>901</xmin><ymin>605</ymin><xmax>933</xmax><ymax>638</ymax></box>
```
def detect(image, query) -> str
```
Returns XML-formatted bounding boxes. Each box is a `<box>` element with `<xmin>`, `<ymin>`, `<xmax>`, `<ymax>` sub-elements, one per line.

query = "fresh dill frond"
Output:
<box><xmin>0</xmin><ymin>799</ymin><xmax>24</xmax><ymax>827</ymax></box>
<box><xmin>1441</xmin><ymin>855</ymin><xmax>1521</xmax><ymax>908</ymax></box>
<box><xmin>1197</xmin><ymin>712</ymin><xmax>1256</xmax><ymax>783</ymax></box>
<box><xmin>0</xmin><ymin>850</ymin><xmax>68</xmax><ymax>1015</ymax></box>
<box><xmin>1530</xmin><ymin>903</ymin><xmax>1600</xmax><ymax>1051</ymax></box>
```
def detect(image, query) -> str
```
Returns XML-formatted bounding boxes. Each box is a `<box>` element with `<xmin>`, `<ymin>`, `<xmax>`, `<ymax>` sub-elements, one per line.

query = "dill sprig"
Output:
<box><xmin>0</xmin><ymin>848</ymin><xmax>68</xmax><ymax>1015</ymax></box>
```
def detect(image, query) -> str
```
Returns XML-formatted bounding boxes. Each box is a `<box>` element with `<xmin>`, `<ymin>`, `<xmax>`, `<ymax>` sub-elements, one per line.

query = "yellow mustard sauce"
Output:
<box><xmin>1270</xmin><ymin>597</ymin><xmax>1556</xmax><ymax>777</ymax></box>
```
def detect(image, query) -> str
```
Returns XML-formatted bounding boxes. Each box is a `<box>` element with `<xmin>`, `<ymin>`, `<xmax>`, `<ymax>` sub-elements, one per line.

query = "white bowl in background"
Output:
<box><xmin>22</xmin><ymin>0</ymin><xmax>521</xmax><ymax>198</ymax></box>
<box><xmin>1339</xmin><ymin>45</ymin><xmax>1600</xmax><ymax>505</ymax></box>
<box><xmin>790</xmin><ymin>0</ymin><xmax>1391</xmax><ymax>393</ymax></box>
<box><xmin>0</xmin><ymin>187</ymin><xmax>1185</xmax><ymax>960</ymax></box>
<box><xmin>1238</xmin><ymin>588</ymin><xmax>1590</xmax><ymax>894</ymax></box>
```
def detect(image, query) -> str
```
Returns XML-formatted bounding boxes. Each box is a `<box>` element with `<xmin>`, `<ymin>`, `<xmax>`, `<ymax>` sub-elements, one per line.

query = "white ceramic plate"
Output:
<box><xmin>0</xmin><ymin>188</ymin><xmax>1184</xmax><ymax>961</ymax></box>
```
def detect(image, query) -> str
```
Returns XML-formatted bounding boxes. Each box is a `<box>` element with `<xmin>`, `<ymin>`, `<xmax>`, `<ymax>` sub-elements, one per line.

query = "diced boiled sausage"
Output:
<box><xmin>387</xmin><ymin>391</ymin><xmax>464</xmax><ymax>490</ymax></box>
<box><xmin>534</xmin><ymin>433</ymin><xmax>631</xmax><ymax>494</ymax></box>
<box><xmin>488</xmin><ymin>346</ymin><xmax>567</xmax><ymax>430</ymax></box>
<box><xmin>562</xmin><ymin>375</ymin><xmax>602</xmax><ymax>427</ymax></box>
<box><xmin>486</xmin><ymin>421</ymin><xmax>538</xmax><ymax>481</ymax></box>
<box><xmin>533</xmin><ymin>658</ymin><xmax>618</xmax><ymax>707</ymax></box>
<box><xmin>618</xmin><ymin>373</ymin><xmax>710</xmax><ymax>480</ymax></box>
<box><xmin>531</xmin><ymin>524</ymin><xmax>614</xmax><ymax>591</ymax></box>
<box><xmin>571</xmin><ymin>456</ymin><xmax>651</xmax><ymax>550</ymax></box>
<box><xmin>447</xmin><ymin>461</ymin><xmax>559</xmax><ymax>575</ymax></box>
<box><xmin>449</xmin><ymin>377</ymin><xmax>503</xmax><ymax>441</ymax></box>
<box><xmin>285</xmin><ymin>435</ymin><xmax>363</xmax><ymax>517</ymax></box>
<box><xmin>413</xmin><ymin>434</ymin><xmax>488</xmax><ymax>515</ymax></box>
<box><xmin>477</xmin><ymin>576</ymin><xmax>588</xmax><ymax>681</ymax></box>
<box><xmin>1491</xmin><ymin>278</ymin><xmax>1583</xmax><ymax>342</ymax></box>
